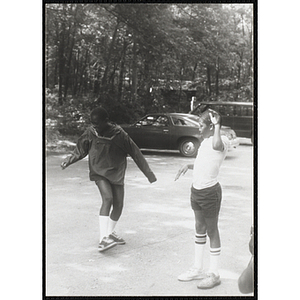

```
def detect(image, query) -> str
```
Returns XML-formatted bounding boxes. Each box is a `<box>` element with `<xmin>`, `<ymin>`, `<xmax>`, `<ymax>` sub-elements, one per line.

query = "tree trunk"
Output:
<box><xmin>215</xmin><ymin>57</ymin><xmax>219</xmax><ymax>97</ymax></box>
<box><xmin>192</xmin><ymin>62</ymin><xmax>197</xmax><ymax>81</ymax></box>
<box><xmin>101</xmin><ymin>22</ymin><xmax>119</xmax><ymax>89</ymax></box>
<box><xmin>179</xmin><ymin>67</ymin><xmax>183</xmax><ymax>111</ymax></box>
<box><xmin>54</xmin><ymin>61</ymin><xmax>58</xmax><ymax>89</ymax></box>
<box><xmin>58</xmin><ymin>29</ymin><xmax>65</xmax><ymax>105</ymax></box>
<box><xmin>131</xmin><ymin>33</ymin><xmax>137</xmax><ymax>103</ymax></box>
<box><xmin>63</xmin><ymin>31</ymin><xmax>76</xmax><ymax>99</ymax></box>
<box><xmin>58</xmin><ymin>5</ymin><xmax>67</xmax><ymax>105</ymax></box>
<box><xmin>206</xmin><ymin>65</ymin><xmax>211</xmax><ymax>96</ymax></box>
<box><xmin>78</xmin><ymin>49</ymin><xmax>89</xmax><ymax>96</ymax></box>
<box><xmin>108</xmin><ymin>62</ymin><xmax>117</xmax><ymax>90</ymax></box>
<box><xmin>73</xmin><ymin>48</ymin><xmax>80</xmax><ymax>96</ymax></box>
<box><xmin>63</xmin><ymin>5</ymin><xmax>79</xmax><ymax>99</ymax></box>
<box><xmin>248</xmin><ymin>20</ymin><xmax>253</xmax><ymax>79</ymax></box>
<box><xmin>118</xmin><ymin>39</ymin><xmax>127</xmax><ymax>102</ymax></box>
<box><xmin>143</xmin><ymin>53</ymin><xmax>153</xmax><ymax>108</ymax></box>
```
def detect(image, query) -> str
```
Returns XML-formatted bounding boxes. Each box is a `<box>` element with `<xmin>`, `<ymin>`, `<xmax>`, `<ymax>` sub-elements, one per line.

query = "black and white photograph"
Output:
<box><xmin>5</xmin><ymin>0</ymin><xmax>300</xmax><ymax>299</ymax></box>
<box><xmin>44</xmin><ymin>1</ymin><xmax>256</xmax><ymax>298</ymax></box>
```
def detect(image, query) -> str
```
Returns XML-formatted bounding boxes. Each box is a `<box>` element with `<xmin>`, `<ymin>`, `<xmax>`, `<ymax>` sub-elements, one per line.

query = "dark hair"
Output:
<box><xmin>90</xmin><ymin>107</ymin><xmax>109</xmax><ymax>124</ymax></box>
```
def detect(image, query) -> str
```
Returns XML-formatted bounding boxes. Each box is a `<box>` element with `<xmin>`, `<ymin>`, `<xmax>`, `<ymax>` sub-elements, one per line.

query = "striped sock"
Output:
<box><xmin>209</xmin><ymin>247</ymin><xmax>221</xmax><ymax>276</ymax></box>
<box><xmin>194</xmin><ymin>233</ymin><xmax>207</xmax><ymax>269</ymax></box>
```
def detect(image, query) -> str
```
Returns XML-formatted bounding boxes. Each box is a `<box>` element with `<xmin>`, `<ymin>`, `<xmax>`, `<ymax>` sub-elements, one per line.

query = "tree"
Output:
<box><xmin>45</xmin><ymin>3</ymin><xmax>254</xmax><ymax>130</ymax></box>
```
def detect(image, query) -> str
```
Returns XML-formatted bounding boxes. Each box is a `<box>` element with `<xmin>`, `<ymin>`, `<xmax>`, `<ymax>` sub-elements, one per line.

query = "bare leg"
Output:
<box><xmin>194</xmin><ymin>210</ymin><xmax>207</xmax><ymax>234</ymax></box>
<box><xmin>110</xmin><ymin>184</ymin><xmax>124</xmax><ymax>221</ymax></box>
<box><xmin>95</xmin><ymin>178</ymin><xmax>113</xmax><ymax>216</ymax></box>
<box><xmin>204</xmin><ymin>215</ymin><xmax>220</xmax><ymax>249</ymax></box>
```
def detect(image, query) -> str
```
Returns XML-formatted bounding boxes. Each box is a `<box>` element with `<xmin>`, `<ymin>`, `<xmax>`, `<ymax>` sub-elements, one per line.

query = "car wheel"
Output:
<box><xmin>179</xmin><ymin>138</ymin><xmax>199</xmax><ymax>157</ymax></box>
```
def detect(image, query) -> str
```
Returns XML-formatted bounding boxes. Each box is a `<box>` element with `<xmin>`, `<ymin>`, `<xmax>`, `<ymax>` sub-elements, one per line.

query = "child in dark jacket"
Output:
<box><xmin>61</xmin><ymin>107</ymin><xmax>157</xmax><ymax>251</ymax></box>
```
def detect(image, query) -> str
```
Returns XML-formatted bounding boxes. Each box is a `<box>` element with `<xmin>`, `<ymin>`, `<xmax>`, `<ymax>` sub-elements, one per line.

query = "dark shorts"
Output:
<box><xmin>190</xmin><ymin>183</ymin><xmax>222</xmax><ymax>218</ymax></box>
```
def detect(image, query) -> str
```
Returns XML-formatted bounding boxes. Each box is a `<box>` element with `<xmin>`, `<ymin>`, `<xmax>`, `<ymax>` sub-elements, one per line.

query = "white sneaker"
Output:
<box><xmin>178</xmin><ymin>267</ymin><xmax>207</xmax><ymax>281</ymax></box>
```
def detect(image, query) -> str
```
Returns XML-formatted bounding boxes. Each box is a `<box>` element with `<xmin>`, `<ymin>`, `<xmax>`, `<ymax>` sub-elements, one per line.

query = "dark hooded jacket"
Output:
<box><xmin>64</xmin><ymin>123</ymin><xmax>156</xmax><ymax>185</ymax></box>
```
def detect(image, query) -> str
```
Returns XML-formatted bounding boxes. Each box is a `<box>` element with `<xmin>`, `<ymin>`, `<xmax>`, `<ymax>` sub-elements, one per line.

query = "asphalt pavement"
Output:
<box><xmin>46</xmin><ymin>141</ymin><xmax>254</xmax><ymax>297</ymax></box>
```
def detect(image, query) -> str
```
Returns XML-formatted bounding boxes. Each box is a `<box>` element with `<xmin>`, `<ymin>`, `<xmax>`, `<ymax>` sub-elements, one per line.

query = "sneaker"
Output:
<box><xmin>197</xmin><ymin>273</ymin><xmax>221</xmax><ymax>289</ymax></box>
<box><xmin>178</xmin><ymin>267</ymin><xmax>206</xmax><ymax>281</ymax></box>
<box><xmin>109</xmin><ymin>231</ymin><xmax>126</xmax><ymax>245</ymax></box>
<box><xmin>98</xmin><ymin>237</ymin><xmax>117</xmax><ymax>252</ymax></box>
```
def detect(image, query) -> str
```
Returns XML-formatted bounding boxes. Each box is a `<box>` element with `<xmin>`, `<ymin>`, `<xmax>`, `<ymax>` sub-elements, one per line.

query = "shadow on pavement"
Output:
<box><xmin>141</xmin><ymin>149</ymin><xmax>183</xmax><ymax>157</ymax></box>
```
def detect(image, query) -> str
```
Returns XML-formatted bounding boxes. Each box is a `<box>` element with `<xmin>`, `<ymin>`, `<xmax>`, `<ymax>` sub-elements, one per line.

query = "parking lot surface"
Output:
<box><xmin>46</xmin><ymin>143</ymin><xmax>254</xmax><ymax>297</ymax></box>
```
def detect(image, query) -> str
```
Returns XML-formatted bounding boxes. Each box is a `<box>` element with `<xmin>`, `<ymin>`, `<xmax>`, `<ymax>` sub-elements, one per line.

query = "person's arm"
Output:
<box><xmin>209</xmin><ymin>110</ymin><xmax>224</xmax><ymax>151</ymax></box>
<box><xmin>61</xmin><ymin>131</ymin><xmax>90</xmax><ymax>169</ymax></box>
<box><xmin>174</xmin><ymin>164</ymin><xmax>193</xmax><ymax>181</ymax></box>
<box><xmin>238</xmin><ymin>256</ymin><xmax>254</xmax><ymax>294</ymax></box>
<box><xmin>115</xmin><ymin>131</ymin><xmax>157</xmax><ymax>183</ymax></box>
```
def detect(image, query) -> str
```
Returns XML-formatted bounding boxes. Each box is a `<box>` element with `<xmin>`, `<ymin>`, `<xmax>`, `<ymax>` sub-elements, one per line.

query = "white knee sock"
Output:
<box><xmin>209</xmin><ymin>247</ymin><xmax>221</xmax><ymax>276</ymax></box>
<box><xmin>99</xmin><ymin>216</ymin><xmax>109</xmax><ymax>242</ymax></box>
<box><xmin>194</xmin><ymin>233</ymin><xmax>207</xmax><ymax>269</ymax></box>
<box><xmin>107</xmin><ymin>218</ymin><xmax>117</xmax><ymax>236</ymax></box>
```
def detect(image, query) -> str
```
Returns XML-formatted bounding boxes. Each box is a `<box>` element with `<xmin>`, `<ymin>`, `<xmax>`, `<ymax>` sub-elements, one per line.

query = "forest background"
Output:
<box><xmin>45</xmin><ymin>3</ymin><xmax>254</xmax><ymax>149</ymax></box>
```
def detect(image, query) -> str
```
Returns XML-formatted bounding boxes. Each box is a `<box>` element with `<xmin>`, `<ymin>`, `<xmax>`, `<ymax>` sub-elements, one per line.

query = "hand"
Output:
<box><xmin>209</xmin><ymin>110</ymin><xmax>221</xmax><ymax>126</ymax></box>
<box><xmin>175</xmin><ymin>165</ymin><xmax>188</xmax><ymax>181</ymax></box>
<box><xmin>61</xmin><ymin>161</ymin><xmax>68</xmax><ymax>170</ymax></box>
<box><xmin>148</xmin><ymin>173</ymin><xmax>157</xmax><ymax>183</ymax></box>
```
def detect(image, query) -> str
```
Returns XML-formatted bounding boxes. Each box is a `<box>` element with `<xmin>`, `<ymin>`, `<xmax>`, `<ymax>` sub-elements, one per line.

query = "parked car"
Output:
<box><xmin>191</xmin><ymin>101</ymin><xmax>253</xmax><ymax>142</ymax></box>
<box><xmin>121</xmin><ymin>113</ymin><xmax>239</xmax><ymax>157</ymax></box>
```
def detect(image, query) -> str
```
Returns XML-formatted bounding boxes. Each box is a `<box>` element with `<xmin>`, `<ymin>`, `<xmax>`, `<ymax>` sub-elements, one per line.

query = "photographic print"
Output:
<box><xmin>44</xmin><ymin>1</ymin><xmax>256</xmax><ymax>298</ymax></box>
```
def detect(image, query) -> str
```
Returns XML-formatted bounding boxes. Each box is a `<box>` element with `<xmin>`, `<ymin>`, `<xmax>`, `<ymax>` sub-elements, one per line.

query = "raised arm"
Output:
<box><xmin>209</xmin><ymin>110</ymin><xmax>224</xmax><ymax>151</ymax></box>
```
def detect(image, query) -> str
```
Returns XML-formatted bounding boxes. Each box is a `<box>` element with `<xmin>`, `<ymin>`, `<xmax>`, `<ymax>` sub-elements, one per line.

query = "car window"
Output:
<box><xmin>171</xmin><ymin>117</ymin><xmax>186</xmax><ymax>126</ymax></box>
<box><xmin>217</xmin><ymin>105</ymin><xmax>252</xmax><ymax>117</ymax></box>
<box><xmin>196</xmin><ymin>103</ymin><xmax>253</xmax><ymax>118</ymax></box>
<box><xmin>138</xmin><ymin>115</ymin><xmax>169</xmax><ymax>126</ymax></box>
<box><xmin>153</xmin><ymin>116</ymin><xmax>169</xmax><ymax>126</ymax></box>
<box><xmin>240</xmin><ymin>106</ymin><xmax>253</xmax><ymax>116</ymax></box>
<box><xmin>138</xmin><ymin>115</ymin><xmax>157</xmax><ymax>126</ymax></box>
<box><xmin>218</xmin><ymin>105</ymin><xmax>226</xmax><ymax>115</ymax></box>
<box><xmin>171</xmin><ymin>116</ymin><xmax>198</xmax><ymax>127</ymax></box>
<box><xmin>240</xmin><ymin>106</ymin><xmax>248</xmax><ymax>116</ymax></box>
<box><xmin>213</xmin><ymin>104</ymin><xmax>234</xmax><ymax>116</ymax></box>
<box><xmin>228</xmin><ymin>105</ymin><xmax>235</xmax><ymax>116</ymax></box>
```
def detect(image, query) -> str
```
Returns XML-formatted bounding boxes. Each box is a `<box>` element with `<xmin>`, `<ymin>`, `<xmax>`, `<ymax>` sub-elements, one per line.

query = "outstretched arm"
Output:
<box><xmin>116</xmin><ymin>131</ymin><xmax>157</xmax><ymax>183</ymax></box>
<box><xmin>174</xmin><ymin>164</ymin><xmax>193</xmax><ymax>181</ymax></box>
<box><xmin>61</xmin><ymin>132</ymin><xmax>90</xmax><ymax>169</ymax></box>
